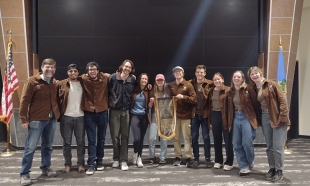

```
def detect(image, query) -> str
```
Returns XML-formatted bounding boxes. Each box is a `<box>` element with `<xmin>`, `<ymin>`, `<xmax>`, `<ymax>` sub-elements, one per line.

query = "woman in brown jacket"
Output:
<box><xmin>248</xmin><ymin>66</ymin><xmax>290</xmax><ymax>182</ymax></box>
<box><xmin>130</xmin><ymin>73</ymin><xmax>150</xmax><ymax>168</ymax></box>
<box><xmin>227</xmin><ymin>70</ymin><xmax>260</xmax><ymax>176</ymax></box>
<box><xmin>208</xmin><ymin>73</ymin><xmax>234</xmax><ymax>171</ymax></box>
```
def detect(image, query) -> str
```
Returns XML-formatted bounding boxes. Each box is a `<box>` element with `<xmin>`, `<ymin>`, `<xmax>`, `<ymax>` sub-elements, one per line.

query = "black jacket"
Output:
<box><xmin>108</xmin><ymin>71</ymin><xmax>136</xmax><ymax>110</ymax></box>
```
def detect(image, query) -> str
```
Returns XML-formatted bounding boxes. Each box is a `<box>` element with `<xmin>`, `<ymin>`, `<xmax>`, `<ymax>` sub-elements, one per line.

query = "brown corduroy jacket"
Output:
<box><xmin>226</xmin><ymin>84</ymin><xmax>260</xmax><ymax>131</ymax></box>
<box><xmin>207</xmin><ymin>85</ymin><xmax>230</xmax><ymax>130</ymax></box>
<box><xmin>19</xmin><ymin>73</ymin><xmax>60</xmax><ymax>123</ymax></box>
<box><xmin>189</xmin><ymin>78</ymin><xmax>214</xmax><ymax>119</ymax></box>
<box><xmin>253</xmin><ymin>79</ymin><xmax>290</xmax><ymax>128</ymax></box>
<box><xmin>80</xmin><ymin>72</ymin><xmax>109</xmax><ymax>112</ymax></box>
<box><xmin>169</xmin><ymin>79</ymin><xmax>197</xmax><ymax>119</ymax></box>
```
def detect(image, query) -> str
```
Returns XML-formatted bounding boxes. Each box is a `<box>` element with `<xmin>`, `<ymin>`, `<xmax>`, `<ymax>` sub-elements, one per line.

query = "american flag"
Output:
<box><xmin>0</xmin><ymin>41</ymin><xmax>19</xmax><ymax>124</ymax></box>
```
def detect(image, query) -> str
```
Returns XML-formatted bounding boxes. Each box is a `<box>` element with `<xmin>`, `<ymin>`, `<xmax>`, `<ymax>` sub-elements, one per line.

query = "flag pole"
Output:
<box><xmin>1</xmin><ymin>30</ymin><xmax>15</xmax><ymax>157</ymax></box>
<box><xmin>279</xmin><ymin>36</ymin><xmax>293</xmax><ymax>155</ymax></box>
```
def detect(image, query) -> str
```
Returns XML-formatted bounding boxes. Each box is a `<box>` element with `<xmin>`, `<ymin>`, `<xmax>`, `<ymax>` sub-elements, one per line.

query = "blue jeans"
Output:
<box><xmin>149</xmin><ymin>113</ymin><xmax>167</xmax><ymax>160</ymax></box>
<box><xmin>232</xmin><ymin>112</ymin><xmax>256</xmax><ymax>169</ymax></box>
<box><xmin>84</xmin><ymin>110</ymin><xmax>108</xmax><ymax>168</ymax></box>
<box><xmin>20</xmin><ymin>119</ymin><xmax>57</xmax><ymax>177</ymax></box>
<box><xmin>191</xmin><ymin>114</ymin><xmax>211</xmax><ymax>160</ymax></box>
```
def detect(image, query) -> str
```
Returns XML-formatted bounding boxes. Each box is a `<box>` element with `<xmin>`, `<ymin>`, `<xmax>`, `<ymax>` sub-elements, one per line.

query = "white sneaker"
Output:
<box><xmin>132</xmin><ymin>153</ymin><xmax>138</xmax><ymax>164</ymax></box>
<box><xmin>239</xmin><ymin>168</ymin><xmax>251</xmax><ymax>176</ymax></box>
<box><xmin>112</xmin><ymin>161</ymin><xmax>119</xmax><ymax>168</ymax></box>
<box><xmin>249</xmin><ymin>162</ymin><xmax>254</xmax><ymax>170</ymax></box>
<box><xmin>214</xmin><ymin>163</ymin><xmax>222</xmax><ymax>169</ymax></box>
<box><xmin>121</xmin><ymin>162</ymin><xmax>129</xmax><ymax>171</ymax></box>
<box><xmin>137</xmin><ymin>156</ymin><xmax>143</xmax><ymax>168</ymax></box>
<box><xmin>223</xmin><ymin>165</ymin><xmax>234</xmax><ymax>171</ymax></box>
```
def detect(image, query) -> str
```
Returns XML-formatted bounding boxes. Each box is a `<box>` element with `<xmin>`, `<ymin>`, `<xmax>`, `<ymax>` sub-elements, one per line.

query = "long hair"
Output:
<box><xmin>119</xmin><ymin>59</ymin><xmax>135</xmax><ymax>75</ymax></box>
<box><xmin>133</xmin><ymin>73</ymin><xmax>149</xmax><ymax>94</ymax></box>
<box><xmin>153</xmin><ymin>82</ymin><xmax>171</xmax><ymax>98</ymax></box>
<box><xmin>247</xmin><ymin>66</ymin><xmax>264</xmax><ymax>85</ymax></box>
<box><xmin>230</xmin><ymin>70</ymin><xmax>247</xmax><ymax>91</ymax></box>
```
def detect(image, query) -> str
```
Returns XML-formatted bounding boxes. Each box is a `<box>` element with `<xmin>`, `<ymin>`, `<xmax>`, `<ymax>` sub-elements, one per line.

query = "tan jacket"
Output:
<box><xmin>189</xmin><ymin>78</ymin><xmax>214</xmax><ymax>118</ymax></box>
<box><xmin>19</xmin><ymin>73</ymin><xmax>60</xmax><ymax>123</ymax></box>
<box><xmin>207</xmin><ymin>85</ymin><xmax>229</xmax><ymax>130</ymax></box>
<box><xmin>80</xmin><ymin>72</ymin><xmax>109</xmax><ymax>112</ymax></box>
<box><xmin>169</xmin><ymin>79</ymin><xmax>197</xmax><ymax>119</ymax></box>
<box><xmin>226</xmin><ymin>84</ymin><xmax>260</xmax><ymax>131</ymax></box>
<box><xmin>253</xmin><ymin>79</ymin><xmax>290</xmax><ymax>128</ymax></box>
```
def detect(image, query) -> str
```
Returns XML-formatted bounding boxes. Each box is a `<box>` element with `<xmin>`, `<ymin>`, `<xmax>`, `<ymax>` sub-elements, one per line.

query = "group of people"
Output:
<box><xmin>18</xmin><ymin>58</ymin><xmax>290</xmax><ymax>186</ymax></box>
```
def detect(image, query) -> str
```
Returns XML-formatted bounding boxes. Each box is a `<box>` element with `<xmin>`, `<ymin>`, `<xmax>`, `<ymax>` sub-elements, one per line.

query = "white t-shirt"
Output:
<box><xmin>64</xmin><ymin>81</ymin><xmax>84</xmax><ymax>117</ymax></box>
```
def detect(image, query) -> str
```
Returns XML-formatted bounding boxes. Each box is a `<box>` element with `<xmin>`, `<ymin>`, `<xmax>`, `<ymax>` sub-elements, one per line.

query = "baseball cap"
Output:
<box><xmin>67</xmin><ymin>64</ymin><xmax>79</xmax><ymax>71</ymax></box>
<box><xmin>172</xmin><ymin>66</ymin><xmax>184</xmax><ymax>72</ymax></box>
<box><xmin>155</xmin><ymin>74</ymin><xmax>165</xmax><ymax>80</ymax></box>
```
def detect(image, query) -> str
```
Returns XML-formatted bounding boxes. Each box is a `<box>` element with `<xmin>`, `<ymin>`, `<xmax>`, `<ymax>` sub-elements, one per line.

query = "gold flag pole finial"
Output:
<box><xmin>279</xmin><ymin>36</ymin><xmax>282</xmax><ymax>48</ymax></box>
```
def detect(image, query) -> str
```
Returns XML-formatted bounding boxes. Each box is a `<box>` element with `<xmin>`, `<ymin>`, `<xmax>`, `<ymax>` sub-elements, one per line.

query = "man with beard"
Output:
<box><xmin>80</xmin><ymin>62</ymin><xmax>109</xmax><ymax>175</ymax></box>
<box><xmin>108</xmin><ymin>59</ymin><xmax>136</xmax><ymax>171</ymax></box>
<box><xmin>19</xmin><ymin>58</ymin><xmax>60</xmax><ymax>186</ymax></box>
<box><xmin>57</xmin><ymin>64</ymin><xmax>85</xmax><ymax>174</ymax></box>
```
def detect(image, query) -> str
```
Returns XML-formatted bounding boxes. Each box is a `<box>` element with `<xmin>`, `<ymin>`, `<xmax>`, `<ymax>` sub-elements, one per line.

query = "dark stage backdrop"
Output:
<box><xmin>37</xmin><ymin>0</ymin><xmax>259</xmax><ymax>83</ymax></box>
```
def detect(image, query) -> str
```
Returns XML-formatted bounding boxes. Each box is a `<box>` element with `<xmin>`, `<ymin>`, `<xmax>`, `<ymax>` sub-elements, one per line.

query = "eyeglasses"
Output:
<box><xmin>88</xmin><ymin>68</ymin><xmax>98</xmax><ymax>72</ymax></box>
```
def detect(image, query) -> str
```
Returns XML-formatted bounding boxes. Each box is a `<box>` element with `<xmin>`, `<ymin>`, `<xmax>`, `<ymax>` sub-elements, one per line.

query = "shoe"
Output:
<box><xmin>223</xmin><ymin>165</ymin><xmax>234</xmax><ymax>171</ymax></box>
<box><xmin>148</xmin><ymin>157</ymin><xmax>158</xmax><ymax>164</ymax></box>
<box><xmin>112</xmin><ymin>161</ymin><xmax>119</xmax><ymax>168</ymax></box>
<box><xmin>20</xmin><ymin>175</ymin><xmax>32</xmax><ymax>186</ymax></box>
<box><xmin>213</xmin><ymin>163</ymin><xmax>222</xmax><ymax>169</ymax></box>
<box><xmin>62</xmin><ymin>166</ymin><xmax>70</xmax><ymax>173</ymax></box>
<box><xmin>239</xmin><ymin>168</ymin><xmax>251</xmax><ymax>176</ymax></box>
<box><xmin>78</xmin><ymin>165</ymin><xmax>85</xmax><ymax>173</ymax></box>
<box><xmin>96</xmin><ymin>164</ymin><xmax>104</xmax><ymax>171</ymax></box>
<box><xmin>41</xmin><ymin>167</ymin><xmax>57</xmax><ymax>177</ymax></box>
<box><xmin>249</xmin><ymin>161</ymin><xmax>254</xmax><ymax>170</ymax></box>
<box><xmin>173</xmin><ymin>157</ymin><xmax>181</xmax><ymax>166</ymax></box>
<box><xmin>121</xmin><ymin>162</ymin><xmax>129</xmax><ymax>171</ymax></box>
<box><xmin>192</xmin><ymin>159</ymin><xmax>199</xmax><ymax>167</ymax></box>
<box><xmin>86</xmin><ymin>167</ymin><xmax>95</xmax><ymax>175</ymax></box>
<box><xmin>205</xmin><ymin>159</ymin><xmax>212</xmax><ymax>168</ymax></box>
<box><xmin>265</xmin><ymin>168</ymin><xmax>276</xmax><ymax>181</ymax></box>
<box><xmin>137</xmin><ymin>156</ymin><xmax>143</xmax><ymax>168</ymax></box>
<box><xmin>185</xmin><ymin>158</ymin><xmax>192</xmax><ymax>167</ymax></box>
<box><xmin>132</xmin><ymin>153</ymin><xmax>138</xmax><ymax>164</ymax></box>
<box><xmin>271</xmin><ymin>170</ymin><xmax>283</xmax><ymax>182</ymax></box>
<box><xmin>159</xmin><ymin>159</ymin><xmax>166</xmax><ymax>165</ymax></box>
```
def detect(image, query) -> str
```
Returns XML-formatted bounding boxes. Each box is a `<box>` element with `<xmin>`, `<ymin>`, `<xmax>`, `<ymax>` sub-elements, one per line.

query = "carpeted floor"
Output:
<box><xmin>0</xmin><ymin>138</ymin><xmax>310</xmax><ymax>186</ymax></box>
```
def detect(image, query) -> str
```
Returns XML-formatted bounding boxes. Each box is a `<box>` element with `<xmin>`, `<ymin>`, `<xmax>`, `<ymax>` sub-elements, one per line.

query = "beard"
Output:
<box><xmin>43</xmin><ymin>70</ymin><xmax>55</xmax><ymax>79</ymax></box>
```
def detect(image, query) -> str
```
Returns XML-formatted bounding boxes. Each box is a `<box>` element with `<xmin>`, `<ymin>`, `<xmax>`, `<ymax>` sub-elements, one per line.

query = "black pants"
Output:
<box><xmin>211</xmin><ymin>111</ymin><xmax>234</xmax><ymax>166</ymax></box>
<box><xmin>60</xmin><ymin>115</ymin><xmax>85</xmax><ymax>166</ymax></box>
<box><xmin>130</xmin><ymin>114</ymin><xmax>149</xmax><ymax>156</ymax></box>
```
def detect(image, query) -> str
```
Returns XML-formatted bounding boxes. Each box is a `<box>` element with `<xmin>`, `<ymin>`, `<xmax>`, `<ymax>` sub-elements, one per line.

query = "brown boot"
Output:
<box><xmin>78</xmin><ymin>165</ymin><xmax>85</xmax><ymax>173</ymax></box>
<box><xmin>62</xmin><ymin>166</ymin><xmax>70</xmax><ymax>173</ymax></box>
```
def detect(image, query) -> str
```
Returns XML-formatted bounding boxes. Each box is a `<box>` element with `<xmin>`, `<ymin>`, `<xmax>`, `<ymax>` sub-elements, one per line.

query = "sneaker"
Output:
<box><xmin>223</xmin><ymin>165</ymin><xmax>234</xmax><ymax>171</ymax></box>
<box><xmin>132</xmin><ymin>153</ymin><xmax>138</xmax><ymax>164</ymax></box>
<box><xmin>192</xmin><ymin>159</ymin><xmax>199</xmax><ymax>167</ymax></box>
<box><xmin>205</xmin><ymin>159</ymin><xmax>212</xmax><ymax>168</ymax></box>
<box><xmin>213</xmin><ymin>163</ymin><xmax>222</xmax><ymax>169</ymax></box>
<box><xmin>78</xmin><ymin>165</ymin><xmax>85</xmax><ymax>173</ymax></box>
<box><xmin>159</xmin><ymin>159</ymin><xmax>166</xmax><ymax>165</ymax></box>
<box><xmin>249</xmin><ymin>161</ymin><xmax>254</xmax><ymax>170</ymax></box>
<box><xmin>173</xmin><ymin>157</ymin><xmax>181</xmax><ymax>166</ymax></box>
<box><xmin>137</xmin><ymin>156</ymin><xmax>143</xmax><ymax>168</ymax></box>
<box><xmin>265</xmin><ymin>168</ymin><xmax>276</xmax><ymax>181</ymax></box>
<box><xmin>271</xmin><ymin>170</ymin><xmax>283</xmax><ymax>182</ymax></box>
<box><xmin>185</xmin><ymin>158</ymin><xmax>192</xmax><ymax>167</ymax></box>
<box><xmin>86</xmin><ymin>167</ymin><xmax>95</xmax><ymax>175</ymax></box>
<box><xmin>42</xmin><ymin>167</ymin><xmax>57</xmax><ymax>177</ymax></box>
<box><xmin>20</xmin><ymin>175</ymin><xmax>32</xmax><ymax>186</ymax></box>
<box><xmin>121</xmin><ymin>162</ymin><xmax>129</xmax><ymax>171</ymax></box>
<box><xmin>62</xmin><ymin>166</ymin><xmax>70</xmax><ymax>173</ymax></box>
<box><xmin>148</xmin><ymin>157</ymin><xmax>158</xmax><ymax>164</ymax></box>
<box><xmin>96</xmin><ymin>164</ymin><xmax>104</xmax><ymax>171</ymax></box>
<box><xmin>239</xmin><ymin>168</ymin><xmax>251</xmax><ymax>176</ymax></box>
<box><xmin>112</xmin><ymin>161</ymin><xmax>119</xmax><ymax>168</ymax></box>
